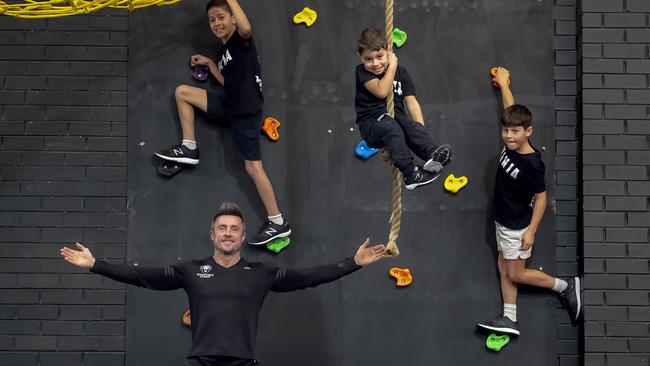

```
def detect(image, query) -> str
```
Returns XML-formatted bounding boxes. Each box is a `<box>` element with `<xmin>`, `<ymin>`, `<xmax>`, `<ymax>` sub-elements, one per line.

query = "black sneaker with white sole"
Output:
<box><xmin>477</xmin><ymin>316</ymin><xmax>520</xmax><ymax>336</ymax></box>
<box><xmin>155</xmin><ymin>144</ymin><xmax>199</xmax><ymax>165</ymax></box>
<box><xmin>249</xmin><ymin>221</ymin><xmax>291</xmax><ymax>245</ymax></box>
<box><xmin>404</xmin><ymin>166</ymin><xmax>439</xmax><ymax>190</ymax></box>
<box><xmin>559</xmin><ymin>277</ymin><xmax>582</xmax><ymax>322</ymax></box>
<box><xmin>423</xmin><ymin>144</ymin><xmax>452</xmax><ymax>173</ymax></box>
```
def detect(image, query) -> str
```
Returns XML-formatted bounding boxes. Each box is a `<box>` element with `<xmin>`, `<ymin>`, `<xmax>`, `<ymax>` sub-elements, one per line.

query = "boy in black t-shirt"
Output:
<box><xmin>155</xmin><ymin>0</ymin><xmax>290</xmax><ymax>245</ymax></box>
<box><xmin>354</xmin><ymin>28</ymin><xmax>452</xmax><ymax>190</ymax></box>
<box><xmin>477</xmin><ymin>67</ymin><xmax>581</xmax><ymax>336</ymax></box>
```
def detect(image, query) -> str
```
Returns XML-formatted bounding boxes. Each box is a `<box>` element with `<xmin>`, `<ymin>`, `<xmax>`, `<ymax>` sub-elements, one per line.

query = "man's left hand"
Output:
<box><xmin>354</xmin><ymin>238</ymin><xmax>389</xmax><ymax>266</ymax></box>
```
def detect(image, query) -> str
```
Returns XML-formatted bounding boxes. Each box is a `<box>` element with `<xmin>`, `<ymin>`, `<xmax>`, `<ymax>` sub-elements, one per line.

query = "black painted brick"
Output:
<box><xmin>84</xmin><ymin>352</ymin><xmax>124</xmax><ymax>366</ymax></box>
<box><xmin>607</xmin><ymin>260</ymin><xmax>648</xmax><ymax>274</ymax></box>
<box><xmin>41</xmin><ymin>321</ymin><xmax>84</xmax><ymax>336</ymax></box>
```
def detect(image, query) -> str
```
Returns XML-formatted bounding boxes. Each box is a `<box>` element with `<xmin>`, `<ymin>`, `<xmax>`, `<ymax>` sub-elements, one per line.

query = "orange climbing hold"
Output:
<box><xmin>389</xmin><ymin>267</ymin><xmax>413</xmax><ymax>287</ymax></box>
<box><xmin>182</xmin><ymin>310</ymin><xmax>191</xmax><ymax>327</ymax></box>
<box><xmin>490</xmin><ymin>67</ymin><xmax>511</xmax><ymax>88</ymax></box>
<box><xmin>262</xmin><ymin>117</ymin><xmax>281</xmax><ymax>141</ymax></box>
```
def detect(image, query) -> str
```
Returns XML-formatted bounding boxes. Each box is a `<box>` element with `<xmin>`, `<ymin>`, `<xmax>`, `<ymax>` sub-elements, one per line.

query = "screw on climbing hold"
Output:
<box><xmin>389</xmin><ymin>267</ymin><xmax>413</xmax><ymax>287</ymax></box>
<box><xmin>266</xmin><ymin>237</ymin><xmax>290</xmax><ymax>253</ymax></box>
<box><xmin>293</xmin><ymin>7</ymin><xmax>317</xmax><ymax>27</ymax></box>
<box><xmin>355</xmin><ymin>140</ymin><xmax>380</xmax><ymax>159</ymax></box>
<box><xmin>262</xmin><ymin>117</ymin><xmax>281</xmax><ymax>141</ymax></box>
<box><xmin>486</xmin><ymin>333</ymin><xmax>510</xmax><ymax>352</ymax></box>
<box><xmin>490</xmin><ymin>67</ymin><xmax>511</xmax><ymax>88</ymax></box>
<box><xmin>443</xmin><ymin>174</ymin><xmax>468</xmax><ymax>193</ymax></box>
<box><xmin>392</xmin><ymin>28</ymin><xmax>408</xmax><ymax>48</ymax></box>
<box><xmin>138</xmin><ymin>141</ymin><xmax>146</xmax><ymax>146</ymax></box>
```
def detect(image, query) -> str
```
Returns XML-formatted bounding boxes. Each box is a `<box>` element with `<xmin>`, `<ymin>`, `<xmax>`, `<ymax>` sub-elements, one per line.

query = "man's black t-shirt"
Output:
<box><xmin>216</xmin><ymin>31</ymin><xmax>263</xmax><ymax>115</ymax></box>
<box><xmin>90</xmin><ymin>256</ymin><xmax>361</xmax><ymax>360</ymax></box>
<box><xmin>493</xmin><ymin>146</ymin><xmax>546</xmax><ymax>230</ymax></box>
<box><xmin>354</xmin><ymin>64</ymin><xmax>415</xmax><ymax>124</ymax></box>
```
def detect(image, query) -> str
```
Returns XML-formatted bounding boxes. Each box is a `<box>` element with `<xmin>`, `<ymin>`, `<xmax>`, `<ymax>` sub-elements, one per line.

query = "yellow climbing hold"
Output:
<box><xmin>292</xmin><ymin>7</ymin><xmax>317</xmax><ymax>27</ymax></box>
<box><xmin>444</xmin><ymin>174</ymin><xmax>468</xmax><ymax>193</ymax></box>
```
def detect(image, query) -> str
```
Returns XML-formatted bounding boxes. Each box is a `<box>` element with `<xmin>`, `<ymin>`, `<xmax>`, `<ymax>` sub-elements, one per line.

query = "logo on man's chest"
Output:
<box><xmin>196</xmin><ymin>264</ymin><xmax>214</xmax><ymax>279</ymax></box>
<box><xmin>499</xmin><ymin>147</ymin><xmax>520</xmax><ymax>179</ymax></box>
<box><xmin>217</xmin><ymin>49</ymin><xmax>233</xmax><ymax>71</ymax></box>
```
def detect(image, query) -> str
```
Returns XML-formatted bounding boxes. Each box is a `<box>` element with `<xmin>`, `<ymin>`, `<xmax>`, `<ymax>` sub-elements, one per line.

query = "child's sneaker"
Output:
<box><xmin>559</xmin><ymin>277</ymin><xmax>582</xmax><ymax>322</ymax></box>
<box><xmin>403</xmin><ymin>166</ymin><xmax>439</xmax><ymax>190</ymax></box>
<box><xmin>477</xmin><ymin>316</ymin><xmax>520</xmax><ymax>336</ymax></box>
<box><xmin>423</xmin><ymin>144</ymin><xmax>452</xmax><ymax>173</ymax></box>
<box><xmin>155</xmin><ymin>144</ymin><xmax>199</xmax><ymax>165</ymax></box>
<box><xmin>249</xmin><ymin>221</ymin><xmax>291</xmax><ymax>245</ymax></box>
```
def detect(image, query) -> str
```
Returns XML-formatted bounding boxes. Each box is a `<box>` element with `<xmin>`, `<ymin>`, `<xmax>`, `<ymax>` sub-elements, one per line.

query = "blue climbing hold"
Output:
<box><xmin>355</xmin><ymin>140</ymin><xmax>380</xmax><ymax>159</ymax></box>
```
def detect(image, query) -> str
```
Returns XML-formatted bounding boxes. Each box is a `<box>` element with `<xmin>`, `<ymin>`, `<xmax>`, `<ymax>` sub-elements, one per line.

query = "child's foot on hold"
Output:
<box><xmin>559</xmin><ymin>277</ymin><xmax>581</xmax><ymax>322</ymax></box>
<box><xmin>403</xmin><ymin>166</ymin><xmax>439</xmax><ymax>190</ymax></box>
<box><xmin>155</xmin><ymin>144</ymin><xmax>199</xmax><ymax>165</ymax></box>
<box><xmin>423</xmin><ymin>144</ymin><xmax>452</xmax><ymax>173</ymax></box>
<box><xmin>249</xmin><ymin>221</ymin><xmax>291</xmax><ymax>245</ymax></box>
<box><xmin>477</xmin><ymin>316</ymin><xmax>520</xmax><ymax>336</ymax></box>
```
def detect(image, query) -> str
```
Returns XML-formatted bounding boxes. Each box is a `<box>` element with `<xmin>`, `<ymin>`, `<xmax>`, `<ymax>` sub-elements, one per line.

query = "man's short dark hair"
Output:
<box><xmin>502</xmin><ymin>104</ymin><xmax>533</xmax><ymax>129</ymax></box>
<box><xmin>206</xmin><ymin>0</ymin><xmax>232</xmax><ymax>14</ymax></box>
<box><xmin>212</xmin><ymin>202</ymin><xmax>244</xmax><ymax>225</ymax></box>
<box><xmin>357</xmin><ymin>27</ymin><xmax>388</xmax><ymax>55</ymax></box>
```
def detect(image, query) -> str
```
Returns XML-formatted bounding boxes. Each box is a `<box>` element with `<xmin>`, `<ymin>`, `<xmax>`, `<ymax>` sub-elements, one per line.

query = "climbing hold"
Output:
<box><xmin>486</xmin><ymin>333</ymin><xmax>510</xmax><ymax>352</ymax></box>
<box><xmin>192</xmin><ymin>64</ymin><xmax>209</xmax><ymax>81</ymax></box>
<box><xmin>355</xmin><ymin>140</ymin><xmax>380</xmax><ymax>159</ymax></box>
<box><xmin>443</xmin><ymin>174</ymin><xmax>468</xmax><ymax>193</ymax></box>
<box><xmin>262</xmin><ymin>117</ymin><xmax>281</xmax><ymax>141</ymax></box>
<box><xmin>392</xmin><ymin>28</ymin><xmax>408</xmax><ymax>48</ymax></box>
<box><xmin>266</xmin><ymin>237</ymin><xmax>290</xmax><ymax>253</ymax></box>
<box><xmin>293</xmin><ymin>7</ymin><xmax>317</xmax><ymax>27</ymax></box>
<box><xmin>490</xmin><ymin>67</ymin><xmax>511</xmax><ymax>88</ymax></box>
<box><xmin>182</xmin><ymin>310</ymin><xmax>191</xmax><ymax>327</ymax></box>
<box><xmin>158</xmin><ymin>161</ymin><xmax>183</xmax><ymax>177</ymax></box>
<box><xmin>389</xmin><ymin>267</ymin><xmax>413</xmax><ymax>287</ymax></box>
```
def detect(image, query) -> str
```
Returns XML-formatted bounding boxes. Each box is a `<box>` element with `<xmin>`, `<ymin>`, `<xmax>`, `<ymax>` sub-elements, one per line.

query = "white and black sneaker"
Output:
<box><xmin>249</xmin><ymin>221</ymin><xmax>291</xmax><ymax>245</ymax></box>
<box><xmin>423</xmin><ymin>144</ymin><xmax>452</xmax><ymax>173</ymax></box>
<box><xmin>404</xmin><ymin>166</ymin><xmax>439</xmax><ymax>190</ymax></box>
<box><xmin>559</xmin><ymin>277</ymin><xmax>582</xmax><ymax>322</ymax></box>
<box><xmin>477</xmin><ymin>316</ymin><xmax>520</xmax><ymax>336</ymax></box>
<box><xmin>155</xmin><ymin>144</ymin><xmax>199</xmax><ymax>165</ymax></box>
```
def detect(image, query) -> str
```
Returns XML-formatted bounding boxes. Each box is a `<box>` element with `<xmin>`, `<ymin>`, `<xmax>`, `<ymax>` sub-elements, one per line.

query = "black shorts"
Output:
<box><xmin>186</xmin><ymin>355</ymin><xmax>257</xmax><ymax>366</ymax></box>
<box><xmin>206</xmin><ymin>90</ymin><xmax>262</xmax><ymax>161</ymax></box>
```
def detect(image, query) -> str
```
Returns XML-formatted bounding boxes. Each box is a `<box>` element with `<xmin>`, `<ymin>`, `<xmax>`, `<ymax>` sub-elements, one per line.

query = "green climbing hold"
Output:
<box><xmin>392</xmin><ymin>28</ymin><xmax>407</xmax><ymax>48</ymax></box>
<box><xmin>266</xmin><ymin>237</ymin><xmax>291</xmax><ymax>253</ymax></box>
<box><xmin>486</xmin><ymin>333</ymin><xmax>510</xmax><ymax>352</ymax></box>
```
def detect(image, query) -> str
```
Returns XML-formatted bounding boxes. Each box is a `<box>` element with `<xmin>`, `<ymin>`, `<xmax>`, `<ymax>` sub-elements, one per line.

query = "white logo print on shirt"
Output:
<box><xmin>217</xmin><ymin>49</ymin><xmax>233</xmax><ymax>71</ymax></box>
<box><xmin>196</xmin><ymin>264</ymin><xmax>214</xmax><ymax>279</ymax></box>
<box><xmin>499</xmin><ymin>147</ymin><xmax>520</xmax><ymax>179</ymax></box>
<box><xmin>393</xmin><ymin>81</ymin><xmax>403</xmax><ymax>96</ymax></box>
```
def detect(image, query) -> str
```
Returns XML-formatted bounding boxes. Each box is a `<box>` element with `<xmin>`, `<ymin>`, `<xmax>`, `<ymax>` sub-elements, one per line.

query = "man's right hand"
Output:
<box><xmin>190</xmin><ymin>54</ymin><xmax>213</xmax><ymax>67</ymax></box>
<box><xmin>60</xmin><ymin>243</ymin><xmax>96</xmax><ymax>269</ymax></box>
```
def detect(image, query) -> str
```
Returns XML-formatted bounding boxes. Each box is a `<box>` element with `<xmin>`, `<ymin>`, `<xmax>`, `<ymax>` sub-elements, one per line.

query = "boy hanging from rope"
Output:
<box><xmin>354</xmin><ymin>27</ymin><xmax>452</xmax><ymax>190</ymax></box>
<box><xmin>155</xmin><ymin>0</ymin><xmax>290</xmax><ymax>245</ymax></box>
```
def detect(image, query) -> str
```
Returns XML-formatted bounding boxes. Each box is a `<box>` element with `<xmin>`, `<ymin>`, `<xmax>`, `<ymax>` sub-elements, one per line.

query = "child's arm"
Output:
<box><xmin>521</xmin><ymin>191</ymin><xmax>547</xmax><ymax>251</ymax></box>
<box><xmin>192</xmin><ymin>54</ymin><xmax>224</xmax><ymax>86</ymax></box>
<box><xmin>363</xmin><ymin>52</ymin><xmax>398</xmax><ymax>99</ymax></box>
<box><xmin>494</xmin><ymin>67</ymin><xmax>515</xmax><ymax>109</ymax></box>
<box><xmin>404</xmin><ymin>96</ymin><xmax>424</xmax><ymax>125</ymax></box>
<box><xmin>226</xmin><ymin>0</ymin><xmax>252</xmax><ymax>39</ymax></box>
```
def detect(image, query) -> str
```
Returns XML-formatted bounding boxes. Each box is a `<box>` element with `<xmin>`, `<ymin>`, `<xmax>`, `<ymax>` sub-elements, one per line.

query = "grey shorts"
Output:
<box><xmin>495</xmin><ymin>221</ymin><xmax>532</xmax><ymax>260</ymax></box>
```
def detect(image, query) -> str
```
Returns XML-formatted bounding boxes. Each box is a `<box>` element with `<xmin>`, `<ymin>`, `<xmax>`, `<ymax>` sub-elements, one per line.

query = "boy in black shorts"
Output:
<box><xmin>354</xmin><ymin>27</ymin><xmax>452</xmax><ymax>190</ymax></box>
<box><xmin>477</xmin><ymin>67</ymin><xmax>581</xmax><ymax>336</ymax></box>
<box><xmin>155</xmin><ymin>0</ymin><xmax>290</xmax><ymax>245</ymax></box>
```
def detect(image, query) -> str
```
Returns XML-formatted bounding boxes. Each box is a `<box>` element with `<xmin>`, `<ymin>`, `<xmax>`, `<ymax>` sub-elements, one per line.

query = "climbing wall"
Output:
<box><xmin>127</xmin><ymin>0</ymin><xmax>559</xmax><ymax>365</ymax></box>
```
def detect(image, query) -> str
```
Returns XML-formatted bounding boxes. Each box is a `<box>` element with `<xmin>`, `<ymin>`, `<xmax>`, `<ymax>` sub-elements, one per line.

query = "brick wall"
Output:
<box><xmin>554</xmin><ymin>1</ymin><xmax>582</xmax><ymax>365</ymax></box>
<box><xmin>0</xmin><ymin>11</ymin><xmax>128</xmax><ymax>366</ymax></box>
<box><xmin>580</xmin><ymin>0</ymin><xmax>650</xmax><ymax>365</ymax></box>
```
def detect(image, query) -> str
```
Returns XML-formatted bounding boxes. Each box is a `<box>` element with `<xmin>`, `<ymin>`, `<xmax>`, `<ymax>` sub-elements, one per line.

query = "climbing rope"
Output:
<box><xmin>382</xmin><ymin>0</ymin><xmax>401</xmax><ymax>257</ymax></box>
<box><xmin>0</xmin><ymin>0</ymin><xmax>181</xmax><ymax>19</ymax></box>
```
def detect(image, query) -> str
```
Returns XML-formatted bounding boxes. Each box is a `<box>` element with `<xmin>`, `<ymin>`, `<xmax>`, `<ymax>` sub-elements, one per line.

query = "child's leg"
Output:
<box><xmin>394</xmin><ymin>114</ymin><xmax>436</xmax><ymax>160</ymax></box>
<box><xmin>505</xmin><ymin>258</ymin><xmax>556</xmax><ymax>289</ymax></box>
<box><xmin>244</xmin><ymin>160</ymin><xmax>280</xmax><ymax>217</ymax></box>
<box><xmin>174</xmin><ymin>85</ymin><xmax>209</xmax><ymax>141</ymax></box>
<box><xmin>498</xmin><ymin>251</ymin><xmax>518</xmax><ymax>305</ymax></box>
<box><xmin>363</xmin><ymin>115</ymin><xmax>415</xmax><ymax>175</ymax></box>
